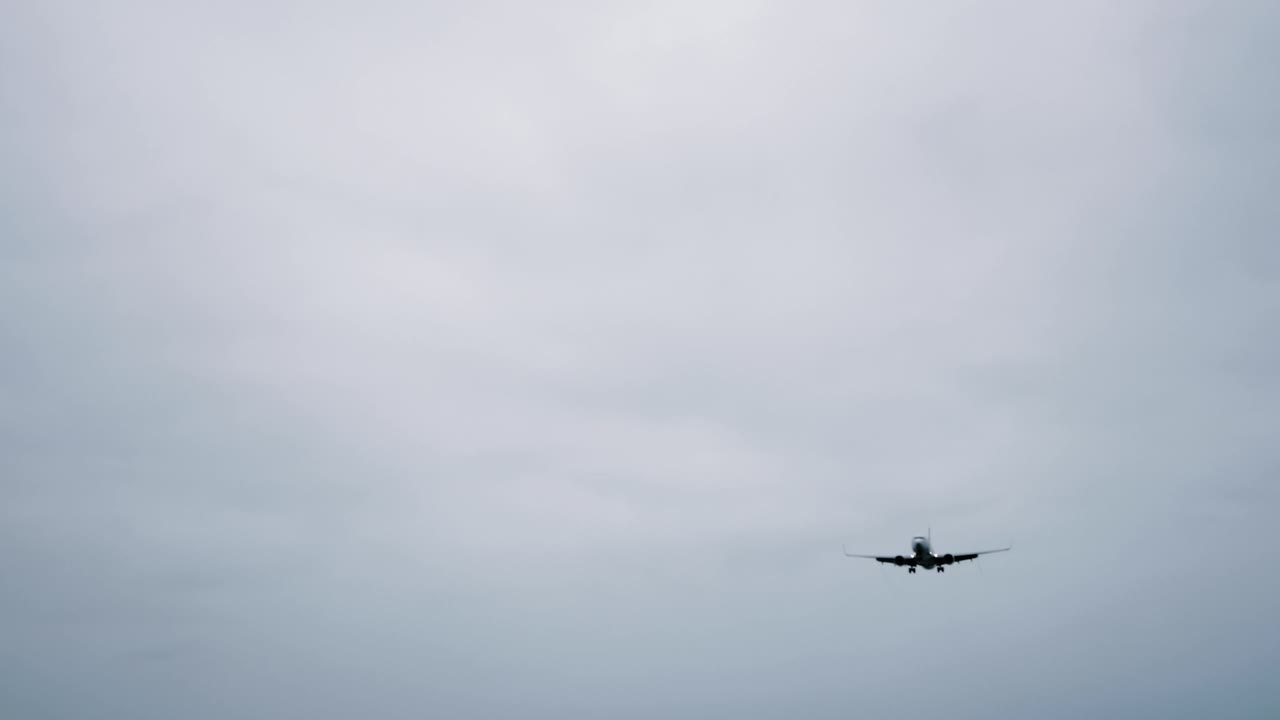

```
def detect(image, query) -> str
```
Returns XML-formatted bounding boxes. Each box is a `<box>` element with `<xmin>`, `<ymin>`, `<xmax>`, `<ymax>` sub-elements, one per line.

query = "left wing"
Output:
<box><xmin>842</xmin><ymin>545</ymin><xmax>910</xmax><ymax>565</ymax></box>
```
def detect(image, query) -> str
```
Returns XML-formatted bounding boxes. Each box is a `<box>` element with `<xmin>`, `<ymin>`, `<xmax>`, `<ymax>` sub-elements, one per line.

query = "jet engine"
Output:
<box><xmin>941</xmin><ymin>554</ymin><xmax>954</xmax><ymax>565</ymax></box>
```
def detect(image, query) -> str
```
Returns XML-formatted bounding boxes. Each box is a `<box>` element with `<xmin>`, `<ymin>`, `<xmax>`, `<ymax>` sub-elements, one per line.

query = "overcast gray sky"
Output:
<box><xmin>3</xmin><ymin>1</ymin><xmax>1279</xmax><ymax>718</ymax></box>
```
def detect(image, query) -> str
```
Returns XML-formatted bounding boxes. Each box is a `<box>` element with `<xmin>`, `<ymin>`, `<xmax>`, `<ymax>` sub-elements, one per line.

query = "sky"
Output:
<box><xmin>2</xmin><ymin>1</ymin><xmax>1279</xmax><ymax>718</ymax></box>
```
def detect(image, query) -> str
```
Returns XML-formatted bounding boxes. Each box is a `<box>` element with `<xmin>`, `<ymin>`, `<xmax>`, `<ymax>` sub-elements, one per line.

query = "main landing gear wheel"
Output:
<box><xmin>908</xmin><ymin>568</ymin><xmax>916</xmax><ymax>574</ymax></box>
<box><xmin>937</xmin><ymin>567</ymin><xmax>945</xmax><ymax>573</ymax></box>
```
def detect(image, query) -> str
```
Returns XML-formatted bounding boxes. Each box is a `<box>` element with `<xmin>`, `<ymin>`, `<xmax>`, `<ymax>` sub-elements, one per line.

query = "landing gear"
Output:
<box><xmin>936</xmin><ymin>567</ymin><xmax>945</xmax><ymax>573</ymax></box>
<box><xmin>908</xmin><ymin>567</ymin><xmax>916</xmax><ymax>574</ymax></box>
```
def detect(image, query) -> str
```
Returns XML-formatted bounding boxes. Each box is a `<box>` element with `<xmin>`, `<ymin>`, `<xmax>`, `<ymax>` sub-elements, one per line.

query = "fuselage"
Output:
<box><xmin>911</xmin><ymin>536</ymin><xmax>936</xmax><ymax>568</ymax></box>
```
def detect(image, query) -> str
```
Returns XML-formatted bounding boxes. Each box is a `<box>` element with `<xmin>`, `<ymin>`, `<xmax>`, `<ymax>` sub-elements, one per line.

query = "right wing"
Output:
<box><xmin>843</xmin><ymin>545</ymin><xmax>911</xmax><ymax>565</ymax></box>
<box><xmin>951</xmin><ymin>546</ymin><xmax>1012</xmax><ymax>563</ymax></box>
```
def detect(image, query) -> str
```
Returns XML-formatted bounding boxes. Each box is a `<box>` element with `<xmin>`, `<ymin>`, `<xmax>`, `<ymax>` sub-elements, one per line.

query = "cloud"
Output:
<box><xmin>3</xmin><ymin>1</ymin><xmax>1279</xmax><ymax>718</ymax></box>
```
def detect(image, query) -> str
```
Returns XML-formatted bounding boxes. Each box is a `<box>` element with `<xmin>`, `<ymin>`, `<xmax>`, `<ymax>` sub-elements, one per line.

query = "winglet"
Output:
<box><xmin>843</xmin><ymin>545</ymin><xmax>871</xmax><ymax>558</ymax></box>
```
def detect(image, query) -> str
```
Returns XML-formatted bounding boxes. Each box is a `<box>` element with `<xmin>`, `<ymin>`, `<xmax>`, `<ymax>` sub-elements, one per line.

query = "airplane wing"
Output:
<box><xmin>842</xmin><ymin>546</ymin><xmax>912</xmax><ymax>565</ymax></box>
<box><xmin>951</xmin><ymin>546</ymin><xmax>1012</xmax><ymax>563</ymax></box>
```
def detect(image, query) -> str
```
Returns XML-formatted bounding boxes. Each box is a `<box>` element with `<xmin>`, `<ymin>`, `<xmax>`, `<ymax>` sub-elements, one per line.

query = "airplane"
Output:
<box><xmin>843</xmin><ymin>529</ymin><xmax>1010</xmax><ymax>573</ymax></box>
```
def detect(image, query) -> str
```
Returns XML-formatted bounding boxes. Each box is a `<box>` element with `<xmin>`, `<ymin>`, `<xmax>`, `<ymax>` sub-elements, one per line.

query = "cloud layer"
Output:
<box><xmin>3</xmin><ymin>2</ymin><xmax>1279</xmax><ymax>718</ymax></box>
